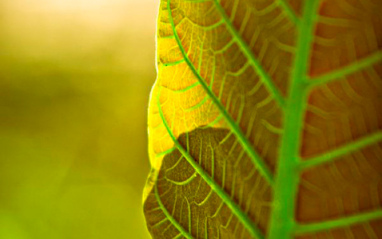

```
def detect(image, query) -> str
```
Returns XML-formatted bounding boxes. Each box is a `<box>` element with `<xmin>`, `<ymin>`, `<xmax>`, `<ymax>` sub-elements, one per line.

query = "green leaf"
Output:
<box><xmin>143</xmin><ymin>0</ymin><xmax>382</xmax><ymax>238</ymax></box>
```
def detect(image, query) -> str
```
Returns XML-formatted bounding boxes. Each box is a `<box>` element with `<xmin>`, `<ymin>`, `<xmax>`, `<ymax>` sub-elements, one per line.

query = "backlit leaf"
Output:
<box><xmin>143</xmin><ymin>0</ymin><xmax>382</xmax><ymax>238</ymax></box>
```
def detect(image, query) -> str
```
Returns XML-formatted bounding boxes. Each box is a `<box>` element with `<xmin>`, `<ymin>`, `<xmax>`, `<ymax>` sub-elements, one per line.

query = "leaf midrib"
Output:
<box><xmin>268</xmin><ymin>1</ymin><xmax>320</xmax><ymax>238</ymax></box>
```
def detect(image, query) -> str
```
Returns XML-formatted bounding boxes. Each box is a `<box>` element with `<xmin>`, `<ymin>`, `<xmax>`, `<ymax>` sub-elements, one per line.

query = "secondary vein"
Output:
<box><xmin>156</xmin><ymin>85</ymin><xmax>264</xmax><ymax>239</ymax></box>
<box><xmin>213</xmin><ymin>0</ymin><xmax>286</xmax><ymax>108</ymax></box>
<box><xmin>294</xmin><ymin>209</ymin><xmax>382</xmax><ymax>235</ymax></box>
<box><xmin>299</xmin><ymin>131</ymin><xmax>382</xmax><ymax>170</ymax></box>
<box><xmin>154</xmin><ymin>184</ymin><xmax>193</xmax><ymax>239</ymax></box>
<box><xmin>308</xmin><ymin>50</ymin><xmax>382</xmax><ymax>87</ymax></box>
<box><xmin>277</xmin><ymin>0</ymin><xmax>300</xmax><ymax>25</ymax></box>
<box><xmin>167</xmin><ymin>0</ymin><xmax>275</xmax><ymax>185</ymax></box>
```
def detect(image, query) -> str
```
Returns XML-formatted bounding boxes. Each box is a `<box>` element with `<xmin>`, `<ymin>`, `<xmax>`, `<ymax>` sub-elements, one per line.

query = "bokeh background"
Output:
<box><xmin>0</xmin><ymin>0</ymin><xmax>157</xmax><ymax>238</ymax></box>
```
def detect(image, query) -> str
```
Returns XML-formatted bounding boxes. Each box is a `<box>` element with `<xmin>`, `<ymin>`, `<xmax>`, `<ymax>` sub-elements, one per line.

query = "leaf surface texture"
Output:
<box><xmin>144</xmin><ymin>0</ymin><xmax>382</xmax><ymax>238</ymax></box>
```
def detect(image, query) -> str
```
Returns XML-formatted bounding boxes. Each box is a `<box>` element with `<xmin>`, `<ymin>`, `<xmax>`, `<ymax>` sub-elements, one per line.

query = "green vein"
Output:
<box><xmin>163</xmin><ymin>81</ymin><xmax>200</xmax><ymax>93</ymax></box>
<box><xmin>200</xmin><ymin>114</ymin><xmax>223</xmax><ymax>128</ymax></box>
<box><xmin>204</xmin><ymin>218</ymin><xmax>208</xmax><ymax>239</ymax></box>
<box><xmin>154</xmin><ymin>184</ymin><xmax>193</xmax><ymax>239</ymax></box>
<box><xmin>261</xmin><ymin>119</ymin><xmax>283</xmax><ymax>135</ymax></box>
<box><xmin>185</xmin><ymin>197</ymin><xmax>192</xmax><ymax>232</ymax></box>
<box><xmin>166</xmin><ymin>172</ymin><xmax>198</xmax><ymax>185</ymax></box>
<box><xmin>163</xmin><ymin>58</ymin><xmax>186</xmax><ymax>66</ymax></box>
<box><xmin>294</xmin><ymin>209</ymin><xmax>382</xmax><ymax>235</ymax></box>
<box><xmin>167</xmin><ymin>0</ymin><xmax>274</xmax><ymax>185</ymax></box>
<box><xmin>156</xmin><ymin>147</ymin><xmax>177</xmax><ymax>157</ymax></box>
<box><xmin>277</xmin><ymin>0</ymin><xmax>300</xmax><ymax>25</ymax></box>
<box><xmin>173</xmin><ymin>234</ymin><xmax>183</xmax><ymax>239</ymax></box>
<box><xmin>153</xmin><ymin>217</ymin><xmax>168</xmax><ymax>228</ymax></box>
<box><xmin>308</xmin><ymin>51</ymin><xmax>382</xmax><ymax>87</ymax></box>
<box><xmin>196</xmin><ymin>18</ymin><xmax>224</xmax><ymax>31</ymax></box>
<box><xmin>156</xmin><ymin>86</ymin><xmax>264</xmax><ymax>239</ymax></box>
<box><xmin>268</xmin><ymin>1</ymin><xmax>319</xmax><ymax>239</ymax></box>
<box><xmin>166</xmin><ymin>155</ymin><xmax>185</xmax><ymax>172</ymax></box>
<box><xmin>299</xmin><ymin>131</ymin><xmax>382</xmax><ymax>170</ymax></box>
<box><xmin>213</xmin><ymin>0</ymin><xmax>286</xmax><ymax>108</ymax></box>
<box><xmin>185</xmin><ymin>95</ymin><xmax>209</xmax><ymax>112</ymax></box>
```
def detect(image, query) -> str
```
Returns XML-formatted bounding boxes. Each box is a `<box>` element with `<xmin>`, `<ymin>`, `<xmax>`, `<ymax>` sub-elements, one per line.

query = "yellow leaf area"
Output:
<box><xmin>144</xmin><ymin>0</ymin><xmax>382</xmax><ymax>238</ymax></box>
<box><xmin>146</xmin><ymin>0</ymin><xmax>285</xmax><ymax>184</ymax></box>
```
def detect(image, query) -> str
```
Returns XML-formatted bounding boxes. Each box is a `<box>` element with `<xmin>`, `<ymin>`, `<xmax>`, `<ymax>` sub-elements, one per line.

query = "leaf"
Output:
<box><xmin>143</xmin><ymin>0</ymin><xmax>382</xmax><ymax>238</ymax></box>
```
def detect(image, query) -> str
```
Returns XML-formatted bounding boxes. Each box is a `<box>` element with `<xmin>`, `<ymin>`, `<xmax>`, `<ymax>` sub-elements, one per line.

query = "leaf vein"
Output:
<box><xmin>299</xmin><ymin>131</ymin><xmax>382</xmax><ymax>170</ymax></box>
<box><xmin>154</xmin><ymin>184</ymin><xmax>193</xmax><ymax>239</ymax></box>
<box><xmin>294</xmin><ymin>209</ymin><xmax>382</xmax><ymax>235</ymax></box>
<box><xmin>168</xmin><ymin>0</ymin><xmax>275</xmax><ymax>185</ymax></box>
<box><xmin>157</xmin><ymin>82</ymin><xmax>265</xmax><ymax>239</ymax></box>
<box><xmin>277</xmin><ymin>0</ymin><xmax>300</xmax><ymax>25</ymax></box>
<box><xmin>269</xmin><ymin>1</ymin><xmax>320</xmax><ymax>238</ymax></box>
<box><xmin>213</xmin><ymin>0</ymin><xmax>286</xmax><ymax>108</ymax></box>
<box><xmin>308</xmin><ymin>50</ymin><xmax>382</xmax><ymax>87</ymax></box>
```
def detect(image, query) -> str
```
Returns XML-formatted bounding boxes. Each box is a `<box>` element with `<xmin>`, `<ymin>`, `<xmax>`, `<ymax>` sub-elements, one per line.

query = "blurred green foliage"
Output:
<box><xmin>0</xmin><ymin>1</ymin><xmax>155</xmax><ymax>238</ymax></box>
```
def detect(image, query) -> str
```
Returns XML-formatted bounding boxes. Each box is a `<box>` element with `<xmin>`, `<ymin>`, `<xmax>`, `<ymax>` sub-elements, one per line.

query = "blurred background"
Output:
<box><xmin>0</xmin><ymin>0</ymin><xmax>157</xmax><ymax>238</ymax></box>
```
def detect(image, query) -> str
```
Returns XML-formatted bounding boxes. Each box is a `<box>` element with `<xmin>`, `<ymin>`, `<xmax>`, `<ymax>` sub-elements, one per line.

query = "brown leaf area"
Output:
<box><xmin>298</xmin><ymin>0</ymin><xmax>382</xmax><ymax>231</ymax></box>
<box><xmin>144</xmin><ymin>0</ymin><xmax>382</xmax><ymax>238</ymax></box>
<box><xmin>144</xmin><ymin>128</ymin><xmax>272</xmax><ymax>238</ymax></box>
